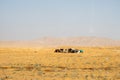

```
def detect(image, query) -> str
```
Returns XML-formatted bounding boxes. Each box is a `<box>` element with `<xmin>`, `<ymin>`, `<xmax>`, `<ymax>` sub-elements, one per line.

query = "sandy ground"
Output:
<box><xmin>0</xmin><ymin>47</ymin><xmax>120</xmax><ymax>80</ymax></box>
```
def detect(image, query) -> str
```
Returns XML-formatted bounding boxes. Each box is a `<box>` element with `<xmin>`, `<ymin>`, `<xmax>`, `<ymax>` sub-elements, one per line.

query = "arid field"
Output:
<box><xmin>0</xmin><ymin>46</ymin><xmax>120</xmax><ymax>80</ymax></box>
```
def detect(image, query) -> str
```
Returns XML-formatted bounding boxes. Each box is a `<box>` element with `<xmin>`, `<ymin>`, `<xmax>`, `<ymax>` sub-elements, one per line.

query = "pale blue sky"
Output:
<box><xmin>0</xmin><ymin>0</ymin><xmax>120</xmax><ymax>40</ymax></box>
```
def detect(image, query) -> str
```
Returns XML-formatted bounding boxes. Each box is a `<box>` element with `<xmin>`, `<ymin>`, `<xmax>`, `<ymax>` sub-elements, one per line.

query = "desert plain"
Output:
<box><xmin>0</xmin><ymin>37</ymin><xmax>120</xmax><ymax>80</ymax></box>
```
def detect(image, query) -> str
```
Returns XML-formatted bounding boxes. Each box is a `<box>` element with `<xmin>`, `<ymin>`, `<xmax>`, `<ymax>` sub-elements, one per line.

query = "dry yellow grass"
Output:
<box><xmin>0</xmin><ymin>47</ymin><xmax>120</xmax><ymax>80</ymax></box>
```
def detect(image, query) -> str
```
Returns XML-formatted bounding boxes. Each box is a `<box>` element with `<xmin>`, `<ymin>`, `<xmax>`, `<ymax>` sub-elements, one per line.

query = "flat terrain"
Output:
<box><xmin>0</xmin><ymin>47</ymin><xmax>120</xmax><ymax>80</ymax></box>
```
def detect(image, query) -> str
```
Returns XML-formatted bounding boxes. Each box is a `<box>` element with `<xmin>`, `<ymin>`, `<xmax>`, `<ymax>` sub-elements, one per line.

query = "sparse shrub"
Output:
<box><xmin>34</xmin><ymin>64</ymin><xmax>41</xmax><ymax>71</ymax></box>
<box><xmin>85</xmin><ymin>75</ymin><xmax>89</xmax><ymax>80</ymax></box>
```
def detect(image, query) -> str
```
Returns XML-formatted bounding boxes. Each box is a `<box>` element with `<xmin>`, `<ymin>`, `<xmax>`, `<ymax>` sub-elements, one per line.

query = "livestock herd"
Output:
<box><xmin>54</xmin><ymin>48</ymin><xmax>83</xmax><ymax>53</ymax></box>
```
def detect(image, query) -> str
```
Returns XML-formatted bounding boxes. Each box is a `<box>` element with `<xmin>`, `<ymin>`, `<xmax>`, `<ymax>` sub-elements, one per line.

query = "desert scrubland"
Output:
<box><xmin>0</xmin><ymin>37</ymin><xmax>120</xmax><ymax>80</ymax></box>
<box><xmin>0</xmin><ymin>46</ymin><xmax>120</xmax><ymax>80</ymax></box>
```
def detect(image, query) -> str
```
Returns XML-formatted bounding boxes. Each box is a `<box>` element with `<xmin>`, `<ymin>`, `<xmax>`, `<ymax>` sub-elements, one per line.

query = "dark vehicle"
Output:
<box><xmin>54</xmin><ymin>48</ymin><xmax>84</xmax><ymax>53</ymax></box>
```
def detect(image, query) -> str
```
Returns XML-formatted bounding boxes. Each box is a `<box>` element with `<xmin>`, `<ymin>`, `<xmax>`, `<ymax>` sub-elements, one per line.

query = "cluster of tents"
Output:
<box><xmin>54</xmin><ymin>48</ymin><xmax>84</xmax><ymax>53</ymax></box>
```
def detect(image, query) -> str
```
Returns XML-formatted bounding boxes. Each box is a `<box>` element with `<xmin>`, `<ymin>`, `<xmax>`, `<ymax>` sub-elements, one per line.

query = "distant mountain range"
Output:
<box><xmin>0</xmin><ymin>37</ymin><xmax>120</xmax><ymax>47</ymax></box>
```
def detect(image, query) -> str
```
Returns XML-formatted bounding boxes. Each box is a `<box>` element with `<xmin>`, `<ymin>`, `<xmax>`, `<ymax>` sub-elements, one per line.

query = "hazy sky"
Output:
<box><xmin>0</xmin><ymin>0</ymin><xmax>120</xmax><ymax>40</ymax></box>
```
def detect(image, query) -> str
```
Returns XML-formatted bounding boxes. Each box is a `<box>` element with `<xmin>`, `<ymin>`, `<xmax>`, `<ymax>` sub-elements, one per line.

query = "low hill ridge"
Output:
<box><xmin>0</xmin><ymin>37</ymin><xmax>120</xmax><ymax>47</ymax></box>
